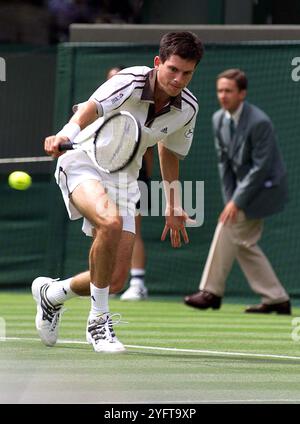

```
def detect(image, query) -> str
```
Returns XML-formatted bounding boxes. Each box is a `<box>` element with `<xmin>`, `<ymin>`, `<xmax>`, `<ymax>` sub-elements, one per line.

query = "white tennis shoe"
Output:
<box><xmin>86</xmin><ymin>313</ymin><xmax>126</xmax><ymax>353</ymax></box>
<box><xmin>31</xmin><ymin>276</ymin><xmax>64</xmax><ymax>347</ymax></box>
<box><xmin>120</xmin><ymin>285</ymin><xmax>148</xmax><ymax>301</ymax></box>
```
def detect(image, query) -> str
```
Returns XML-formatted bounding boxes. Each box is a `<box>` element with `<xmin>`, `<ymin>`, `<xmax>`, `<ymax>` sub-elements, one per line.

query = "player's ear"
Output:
<box><xmin>154</xmin><ymin>56</ymin><xmax>161</xmax><ymax>69</ymax></box>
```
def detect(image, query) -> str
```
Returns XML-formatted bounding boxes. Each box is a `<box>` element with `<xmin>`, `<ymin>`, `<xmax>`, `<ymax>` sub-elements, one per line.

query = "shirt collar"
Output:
<box><xmin>224</xmin><ymin>101</ymin><xmax>244</xmax><ymax>126</ymax></box>
<box><xmin>141</xmin><ymin>69</ymin><xmax>182</xmax><ymax>110</ymax></box>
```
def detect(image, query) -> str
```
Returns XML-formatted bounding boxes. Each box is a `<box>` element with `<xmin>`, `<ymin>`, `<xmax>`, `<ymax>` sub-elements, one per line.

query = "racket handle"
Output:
<box><xmin>58</xmin><ymin>142</ymin><xmax>74</xmax><ymax>151</ymax></box>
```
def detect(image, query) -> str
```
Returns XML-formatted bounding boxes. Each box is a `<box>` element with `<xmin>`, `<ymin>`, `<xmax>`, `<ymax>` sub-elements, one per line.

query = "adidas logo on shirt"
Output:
<box><xmin>160</xmin><ymin>127</ymin><xmax>168</xmax><ymax>134</ymax></box>
<box><xmin>184</xmin><ymin>128</ymin><xmax>194</xmax><ymax>139</ymax></box>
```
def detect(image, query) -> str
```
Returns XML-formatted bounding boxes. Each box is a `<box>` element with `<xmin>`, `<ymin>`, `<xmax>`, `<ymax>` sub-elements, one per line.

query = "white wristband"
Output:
<box><xmin>56</xmin><ymin>122</ymin><xmax>81</xmax><ymax>142</ymax></box>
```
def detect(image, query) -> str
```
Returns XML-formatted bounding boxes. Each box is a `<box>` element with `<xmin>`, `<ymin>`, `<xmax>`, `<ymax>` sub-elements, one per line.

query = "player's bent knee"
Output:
<box><xmin>93</xmin><ymin>215</ymin><xmax>123</xmax><ymax>237</ymax></box>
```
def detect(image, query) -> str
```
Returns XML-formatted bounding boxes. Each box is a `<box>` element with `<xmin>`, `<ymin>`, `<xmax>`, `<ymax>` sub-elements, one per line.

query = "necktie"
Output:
<box><xmin>230</xmin><ymin>118</ymin><xmax>235</xmax><ymax>140</ymax></box>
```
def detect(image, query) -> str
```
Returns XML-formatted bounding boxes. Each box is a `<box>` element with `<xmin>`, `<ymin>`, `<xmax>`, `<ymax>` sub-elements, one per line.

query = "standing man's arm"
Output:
<box><xmin>158</xmin><ymin>142</ymin><xmax>195</xmax><ymax>248</ymax></box>
<box><xmin>212</xmin><ymin>114</ymin><xmax>240</xmax><ymax>224</ymax></box>
<box><xmin>231</xmin><ymin>119</ymin><xmax>275</xmax><ymax>209</ymax></box>
<box><xmin>220</xmin><ymin>120</ymin><xmax>275</xmax><ymax>224</ymax></box>
<box><xmin>217</xmin><ymin>138</ymin><xmax>240</xmax><ymax>224</ymax></box>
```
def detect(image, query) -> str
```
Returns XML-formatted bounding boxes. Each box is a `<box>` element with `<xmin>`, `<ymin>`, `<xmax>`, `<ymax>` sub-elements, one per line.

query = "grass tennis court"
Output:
<box><xmin>1</xmin><ymin>292</ymin><xmax>300</xmax><ymax>404</ymax></box>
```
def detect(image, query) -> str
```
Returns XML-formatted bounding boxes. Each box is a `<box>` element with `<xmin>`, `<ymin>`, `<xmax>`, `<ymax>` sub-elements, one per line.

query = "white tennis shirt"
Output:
<box><xmin>91</xmin><ymin>66</ymin><xmax>198</xmax><ymax>178</ymax></box>
<box><xmin>63</xmin><ymin>66</ymin><xmax>198</xmax><ymax>186</ymax></box>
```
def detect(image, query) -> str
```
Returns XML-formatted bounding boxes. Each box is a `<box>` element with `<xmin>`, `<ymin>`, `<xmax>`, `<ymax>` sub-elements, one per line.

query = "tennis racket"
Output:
<box><xmin>59</xmin><ymin>111</ymin><xmax>141</xmax><ymax>173</ymax></box>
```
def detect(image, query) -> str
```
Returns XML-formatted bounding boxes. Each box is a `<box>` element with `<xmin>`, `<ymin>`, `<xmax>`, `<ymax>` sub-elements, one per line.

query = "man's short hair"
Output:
<box><xmin>159</xmin><ymin>31</ymin><xmax>204</xmax><ymax>65</ymax></box>
<box><xmin>217</xmin><ymin>68</ymin><xmax>248</xmax><ymax>91</ymax></box>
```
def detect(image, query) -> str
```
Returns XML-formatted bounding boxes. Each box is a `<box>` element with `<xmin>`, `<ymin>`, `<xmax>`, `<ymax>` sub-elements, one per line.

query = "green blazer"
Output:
<box><xmin>212</xmin><ymin>101</ymin><xmax>288</xmax><ymax>219</ymax></box>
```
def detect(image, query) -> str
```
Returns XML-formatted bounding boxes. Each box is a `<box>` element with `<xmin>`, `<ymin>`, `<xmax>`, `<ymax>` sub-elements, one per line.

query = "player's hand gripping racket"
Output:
<box><xmin>59</xmin><ymin>111</ymin><xmax>141</xmax><ymax>173</ymax></box>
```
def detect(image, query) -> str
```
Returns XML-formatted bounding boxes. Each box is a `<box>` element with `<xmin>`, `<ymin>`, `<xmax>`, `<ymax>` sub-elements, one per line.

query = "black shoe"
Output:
<box><xmin>245</xmin><ymin>300</ymin><xmax>291</xmax><ymax>315</ymax></box>
<box><xmin>184</xmin><ymin>290</ymin><xmax>222</xmax><ymax>310</ymax></box>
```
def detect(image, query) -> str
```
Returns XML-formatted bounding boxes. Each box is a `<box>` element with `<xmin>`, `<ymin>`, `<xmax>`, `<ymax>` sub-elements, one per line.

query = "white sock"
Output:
<box><xmin>130</xmin><ymin>268</ymin><xmax>145</xmax><ymax>288</ymax></box>
<box><xmin>46</xmin><ymin>278</ymin><xmax>77</xmax><ymax>306</ymax></box>
<box><xmin>90</xmin><ymin>283</ymin><xmax>109</xmax><ymax>319</ymax></box>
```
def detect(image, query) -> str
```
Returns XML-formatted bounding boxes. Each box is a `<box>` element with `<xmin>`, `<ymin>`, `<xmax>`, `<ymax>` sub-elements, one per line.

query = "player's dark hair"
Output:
<box><xmin>217</xmin><ymin>68</ymin><xmax>248</xmax><ymax>91</ymax></box>
<box><xmin>106</xmin><ymin>65</ymin><xmax>125</xmax><ymax>79</ymax></box>
<box><xmin>159</xmin><ymin>31</ymin><xmax>204</xmax><ymax>66</ymax></box>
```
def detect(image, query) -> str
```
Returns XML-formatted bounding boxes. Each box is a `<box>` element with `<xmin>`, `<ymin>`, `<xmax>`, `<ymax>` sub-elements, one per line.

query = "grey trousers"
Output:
<box><xmin>199</xmin><ymin>212</ymin><xmax>289</xmax><ymax>304</ymax></box>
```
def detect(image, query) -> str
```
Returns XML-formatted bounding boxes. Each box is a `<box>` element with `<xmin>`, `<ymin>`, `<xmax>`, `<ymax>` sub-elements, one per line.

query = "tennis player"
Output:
<box><xmin>32</xmin><ymin>32</ymin><xmax>204</xmax><ymax>353</ymax></box>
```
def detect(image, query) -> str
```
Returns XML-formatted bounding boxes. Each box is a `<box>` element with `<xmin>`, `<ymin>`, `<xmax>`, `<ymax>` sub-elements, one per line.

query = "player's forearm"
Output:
<box><xmin>55</xmin><ymin>100</ymin><xmax>100</xmax><ymax>144</ymax></box>
<box><xmin>158</xmin><ymin>143</ymin><xmax>181</xmax><ymax>209</ymax></box>
<box><xmin>69</xmin><ymin>100</ymin><xmax>99</xmax><ymax>130</ymax></box>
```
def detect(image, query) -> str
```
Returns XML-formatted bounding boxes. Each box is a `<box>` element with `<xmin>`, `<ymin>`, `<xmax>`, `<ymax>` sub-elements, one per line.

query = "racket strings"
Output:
<box><xmin>94</xmin><ymin>115</ymin><xmax>138</xmax><ymax>172</ymax></box>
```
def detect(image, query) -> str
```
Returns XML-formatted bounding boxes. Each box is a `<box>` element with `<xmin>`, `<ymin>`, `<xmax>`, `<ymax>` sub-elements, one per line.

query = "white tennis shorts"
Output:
<box><xmin>55</xmin><ymin>150</ymin><xmax>140</xmax><ymax>236</ymax></box>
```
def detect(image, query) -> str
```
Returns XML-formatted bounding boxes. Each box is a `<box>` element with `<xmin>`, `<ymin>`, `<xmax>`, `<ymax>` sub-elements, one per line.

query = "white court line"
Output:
<box><xmin>4</xmin><ymin>336</ymin><xmax>300</xmax><ymax>361</ymax></box>
<box><xmin>0</xmin><ymin>156</ymin><xmax>53</xmax><ymax>164</ymax></box>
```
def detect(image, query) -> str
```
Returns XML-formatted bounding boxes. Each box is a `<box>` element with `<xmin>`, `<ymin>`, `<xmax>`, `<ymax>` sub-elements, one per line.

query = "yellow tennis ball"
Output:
<box><xmin>8</xmin><ymin>171</ymin><xmax>32</xmax><ymax>191</ymax></box>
